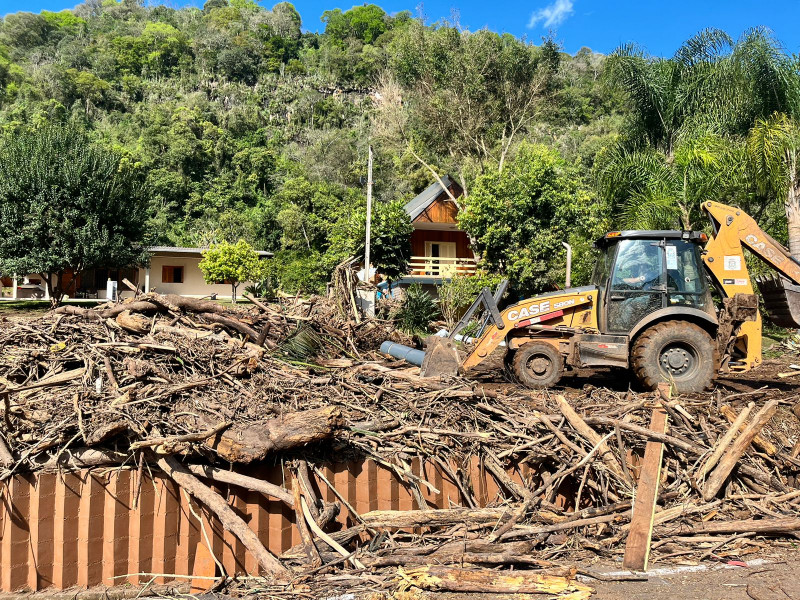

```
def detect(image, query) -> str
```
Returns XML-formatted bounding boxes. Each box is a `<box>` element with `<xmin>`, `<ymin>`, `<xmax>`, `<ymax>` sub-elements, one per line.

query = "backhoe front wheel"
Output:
<box><xmin>513</xmin><ymin>342</ymin><xmax>564</xmax><ymax>389</ymax></box>
<box><xmin>632</xmin><ymin>321</ymin><xmax>716</xmax><ymax>393</ymax></box>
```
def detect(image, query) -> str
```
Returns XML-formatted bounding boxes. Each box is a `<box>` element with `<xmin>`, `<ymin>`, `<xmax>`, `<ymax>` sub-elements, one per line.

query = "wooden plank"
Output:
<box><xmin>623</xmin><ymin>385</ymin><xmax>669</xmax><ymax>571</ymax></box>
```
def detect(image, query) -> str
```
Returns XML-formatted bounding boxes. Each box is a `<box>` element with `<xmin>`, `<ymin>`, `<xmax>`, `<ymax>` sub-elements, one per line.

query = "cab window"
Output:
<box><xmin>665</xmin><ymin>240</ymin><xmax>711</xmax><ymax>310</ymax></box>
<box><xmin>610</xmin><ymin>240</ymin><xmax>664</xmax><ymax>291</ymax></box>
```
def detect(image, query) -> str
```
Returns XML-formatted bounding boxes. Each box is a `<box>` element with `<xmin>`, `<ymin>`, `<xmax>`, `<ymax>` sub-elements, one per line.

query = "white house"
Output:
<box><xmin>0</xmin><ymin>246</ymin><xmax>272</xmax><ymax>301</ymax></box>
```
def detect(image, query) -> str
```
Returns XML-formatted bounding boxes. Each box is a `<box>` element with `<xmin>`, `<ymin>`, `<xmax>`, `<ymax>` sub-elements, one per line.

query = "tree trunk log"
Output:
<box><xmin>32</xmin><ymin>448</ymin><xmax>130</xmax><ymax>473</ymax></box>
<box><xmin>202</xmin><ymin>406</ymin><xmax>344</xmax><ymax>463</ymax></box>
<box><xmin>362</xmin><ymin>507</ymin><xmax>509</xmax><ymax>528</ymax></box>
<box><xmin>200</xmin><ymin>312</ymin><xmax>260</xmax><ymax>342</ymax></box>
<box><xmin>719</xmin><ymin>404</ymin><xmax>776</xmax><ymax>456</ymax></box>
<box><xmin>366</xmin><ymin>540</ymin><xmax>536</xmax><ymax>568</ymax></box>
<box><xmin>155</xmin><ymin>454</ymin><xmax>288</xmax><ymax>577</ymax></box>
<box><xmin>696</xmin><ymin>403</ymin><xmax>753</xmax><ymax>482</ymax></box>
<box><xmin>115</xmin><ymin>310</ymin><xmax>151</xmax><ymax>334</ymax></box>
<box><xmin>786</xmin><ymin>184</ymin><xmax>800</xmax><ymax>259</ymax></box>
<box><xmin>55</xmin><ymin>302</ymin><xmax>161</xmax><ymax>318</ymax></box>
<box><xmin>185</xmin><ymin>464</ymin><xmax>295</xmax><ymax>507</ymax></box>
<box><xmin>675</xmin><ymin>517</ymin><xmax>800</xmax><ymax>536</ymax></box>
<box><xmin>703</xmin><ymin>400</ymin><xmax>779</xmax><ymax>501</ymax></box>
<box><xmin>397</xmin><ymin>565</ymin><xmax>593</xmax><ymax>596</ymax></box>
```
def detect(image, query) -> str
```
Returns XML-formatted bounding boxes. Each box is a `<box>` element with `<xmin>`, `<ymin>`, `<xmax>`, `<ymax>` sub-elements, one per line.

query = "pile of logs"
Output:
<box><xmin>2</xmin><ymin>293</ymin><xmax>800</xmax><ymax>598</ymax></box>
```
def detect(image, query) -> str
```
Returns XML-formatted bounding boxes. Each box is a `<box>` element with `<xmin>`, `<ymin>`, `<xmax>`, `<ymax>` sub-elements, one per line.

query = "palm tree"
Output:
<box><xmin>596</xmin><ymin>131</ymin><xmax>737</xmax><ymax>229</ymax></box>
<box><xmin>747</xmin><ymin>113</ymin><xmax>800</xmax><ymax>255</ymax></box>
<box><xmin>601</xmin><ymin>27</ymin><xmax>800</xmax><ymax>242</ymax></box>
<box><xmin>605</xmin><ymin>28</ymin><xmax>733</xmax><ymax>158</ymax></box>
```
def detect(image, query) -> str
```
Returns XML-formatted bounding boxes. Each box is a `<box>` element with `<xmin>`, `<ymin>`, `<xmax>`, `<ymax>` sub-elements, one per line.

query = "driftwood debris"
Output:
<box><xmin>201</xmin><ymin>406</ymin><xmax>344</xmax><ymax>463</ymax></box>
<box><xmin>703</xmin><ymin>399</ymin><xmax>779</xmax><ymax>500</ymax></box>
<box><xmin>397</xmin><ymin>565</ymin><xmax>594</xmax><ymax>597</ymax></box>
<box><xmin>2</xmin><ymin>290</ymin><xmax>800</xmax><ymax>598</ymax></box>
<box><xmin>155</xmin><ymin>454</ymin><xmax>288</xmax><ymax>577</ymax></box>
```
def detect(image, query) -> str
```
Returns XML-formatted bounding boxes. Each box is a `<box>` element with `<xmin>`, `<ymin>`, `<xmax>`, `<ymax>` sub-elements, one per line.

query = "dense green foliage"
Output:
<box><xmin>0</xmin><ymin>122</ymin><xmax>147</xmax><ymax>305</ymax></box>
<box><xmin>0</xmin><ymin>0</ymin><xmax>620</xmax><ymax>295</ymax></box>
<box><xmin>461</xmin><ymin>143</ymin><xmax>602</xmax><ymax>295</ymax></box>
<box><xmin>0</xmin><ymin>1</ymin><xmax>798</xmax><ymax>296</ymax></box>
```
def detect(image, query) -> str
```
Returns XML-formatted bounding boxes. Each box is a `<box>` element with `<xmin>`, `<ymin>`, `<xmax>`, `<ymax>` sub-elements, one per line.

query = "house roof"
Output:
<box><xmin>146</xmin><ymin>246</ymin><xmax>272</xmax><ymax>257</ymax></box>
<box><xmin>403</xmin><ymin>175</ymin><xmax>456</xmax><ymax>221</ymax></box>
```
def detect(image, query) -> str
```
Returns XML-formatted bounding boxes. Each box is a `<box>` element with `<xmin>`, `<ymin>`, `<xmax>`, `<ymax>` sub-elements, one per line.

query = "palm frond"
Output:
<box><xmin>746</xmin><ymin>112</ymin><xmax>797</xmax><ymax>196</ymax></box>
<box><xmin>621</xmin><ymin>189</ymin><xmax>683</xmax><ymax>230</ymax></box>
<box><xmin>673</xmin><ymin>28</ymin><xmax>733</xmax><ymax>67</ymax></box>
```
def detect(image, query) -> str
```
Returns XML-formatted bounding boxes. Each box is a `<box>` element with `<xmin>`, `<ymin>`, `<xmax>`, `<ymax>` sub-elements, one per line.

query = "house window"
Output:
<box><xmin>162</xmin><ymin>266</ymin><xmax>184</xmax><ymax>284</ymax></box>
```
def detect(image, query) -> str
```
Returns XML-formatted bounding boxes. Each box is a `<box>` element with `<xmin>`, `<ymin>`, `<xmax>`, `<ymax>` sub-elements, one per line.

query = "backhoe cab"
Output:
<box><xmin>417</xmin><ymin>201</ymin><xmax>800</xmax><ymax>393</ymax></box>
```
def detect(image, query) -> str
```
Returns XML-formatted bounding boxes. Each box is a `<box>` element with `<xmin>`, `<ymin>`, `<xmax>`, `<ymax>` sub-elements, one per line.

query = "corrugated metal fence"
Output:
<box><xmin>0</xmin><ymin>456</ymin><xmax>535</xmax><ymax>592</ymax></box>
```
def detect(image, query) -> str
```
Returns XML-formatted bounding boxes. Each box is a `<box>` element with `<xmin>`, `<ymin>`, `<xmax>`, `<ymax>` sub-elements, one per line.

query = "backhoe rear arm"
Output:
<box><xmin>702</xmin><ymin>201</ymin><xmax>800</xmax><ymax>369</ymax></box>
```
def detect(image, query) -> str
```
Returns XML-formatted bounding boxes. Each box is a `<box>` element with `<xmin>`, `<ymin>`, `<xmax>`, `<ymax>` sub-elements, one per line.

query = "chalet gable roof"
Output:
<box><xmin>403</xmin><ymin>175</ymin><xmax>459</xmax><ymax>221</ymax></box>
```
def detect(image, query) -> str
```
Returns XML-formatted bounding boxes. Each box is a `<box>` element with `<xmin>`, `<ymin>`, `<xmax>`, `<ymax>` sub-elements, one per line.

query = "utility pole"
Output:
<box><xmin>364</xmin><ymin>145</ymin><xmax>373</xmax><ymax>282</ymax></box>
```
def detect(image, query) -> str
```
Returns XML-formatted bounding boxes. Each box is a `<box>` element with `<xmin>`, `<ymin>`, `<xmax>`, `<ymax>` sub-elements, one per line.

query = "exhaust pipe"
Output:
<box><xmin>562</xmin><ymin>242</ymin><xmax>572</xmax><ymax>288</ymax></box>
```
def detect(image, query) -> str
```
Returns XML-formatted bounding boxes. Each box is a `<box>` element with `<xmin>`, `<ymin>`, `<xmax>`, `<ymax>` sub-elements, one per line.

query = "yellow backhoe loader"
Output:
<box><xmin>414</xmin><ymin>201</ymin><xmax>800</xmax><ymax>392</ymax></box>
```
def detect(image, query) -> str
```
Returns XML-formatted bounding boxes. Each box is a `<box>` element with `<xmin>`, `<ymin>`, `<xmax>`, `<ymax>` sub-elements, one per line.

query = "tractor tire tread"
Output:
<box><xmin>631</xmin><ymin>321</ymin><xmax>717</xmax><ymax>393</ymax></box>
<box><xmin>512</xmin><ymin>341</ymin><xmax>564</xmax><ymax>389</ymax></box>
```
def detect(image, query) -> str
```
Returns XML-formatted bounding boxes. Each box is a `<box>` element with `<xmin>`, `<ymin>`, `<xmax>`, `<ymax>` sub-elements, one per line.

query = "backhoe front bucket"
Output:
<box><xmin>756</xmin><ymin>275</ymin><xmax>800</xmax><ymax>328</ymax></box>
<box><xmin>420</xmin><ymin>336</ymin><xmax>461</xmax><ymax>378</ymax></box>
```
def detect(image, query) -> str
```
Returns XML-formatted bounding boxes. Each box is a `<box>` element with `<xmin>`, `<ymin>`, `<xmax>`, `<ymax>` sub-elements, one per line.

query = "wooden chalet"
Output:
<box><xmin>400</xmin><ymin>175</ymin><xmax>477</xmax><ymax>282</ymax></box>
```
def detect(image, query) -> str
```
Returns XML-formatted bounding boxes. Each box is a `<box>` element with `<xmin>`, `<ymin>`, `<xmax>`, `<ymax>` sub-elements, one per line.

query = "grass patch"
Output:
<box><xmin>0</xmin><ymin>300</ymin><xmax>51</xmax><ymax>319</ymax></box>
<box><xmin>0</xmin><ymin>299</ymin><xmax>106</xmax><ymax>319</ymax></box>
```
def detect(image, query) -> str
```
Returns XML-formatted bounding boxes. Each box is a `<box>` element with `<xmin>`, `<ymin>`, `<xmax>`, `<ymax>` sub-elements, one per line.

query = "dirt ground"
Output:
<box><xmin>584</xmin><ymin>548</ymin><xmax>800</xmax><ymax>600</ymax></box>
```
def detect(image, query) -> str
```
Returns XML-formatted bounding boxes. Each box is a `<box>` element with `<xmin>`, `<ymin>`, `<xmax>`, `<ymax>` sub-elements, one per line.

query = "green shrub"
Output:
<box><xmin>437</xmin><ymin>273</ymin><xmax>505</xmax><ymax>331</ymax></box>
<box><xmin>396</xmin><ymin>283</ymin><xmax>439</xmax><ymax>334</ymax></box>
<box><xmin>273</xmin><ymin>250</ymin><xmax>330</xmax><ymax>295</ymax></box>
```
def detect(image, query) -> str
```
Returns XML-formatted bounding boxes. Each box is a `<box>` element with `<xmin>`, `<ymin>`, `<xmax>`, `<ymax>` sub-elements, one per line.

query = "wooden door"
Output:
<box><xmin>425</xmin><ymin>241</ymin><xmax>457</xmax><ymax>277</ymax></box>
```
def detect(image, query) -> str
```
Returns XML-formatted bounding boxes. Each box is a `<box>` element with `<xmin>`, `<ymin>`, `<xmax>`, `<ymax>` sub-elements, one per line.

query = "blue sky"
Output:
<box><xmin>4</xmin><ymin>0</ymin><xmax>800</xmax><ymax>56</ymax></box>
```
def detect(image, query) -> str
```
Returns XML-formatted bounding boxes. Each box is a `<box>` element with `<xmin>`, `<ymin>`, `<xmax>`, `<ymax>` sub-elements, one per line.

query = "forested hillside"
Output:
<box><xmin>0</xmin><ymin>0</ymin><xmax>798</xmax><ymax>294</ymax></box>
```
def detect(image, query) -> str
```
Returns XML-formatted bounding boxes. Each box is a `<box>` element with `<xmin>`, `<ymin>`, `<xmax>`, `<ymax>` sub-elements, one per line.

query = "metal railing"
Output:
<box><xmin>407</xmin><ymin>256</ymin><xmax>477</xmax><ymax>277</ymax></box>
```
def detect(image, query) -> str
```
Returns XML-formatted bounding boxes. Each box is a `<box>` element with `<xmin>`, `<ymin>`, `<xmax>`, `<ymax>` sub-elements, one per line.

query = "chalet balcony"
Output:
<box><xmin>407</xmin><ymin>255</ymin><xmax>477</xmax><ymax>278</ymax></box>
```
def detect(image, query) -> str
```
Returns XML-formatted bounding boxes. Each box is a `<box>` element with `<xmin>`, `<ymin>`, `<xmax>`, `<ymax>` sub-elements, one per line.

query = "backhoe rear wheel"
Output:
<box><xmin>513</xmin><ymin>342</ymin><xmax>564</xmax><ymax>389</ymax></box>
<box><xmin>631</xmin><ymin>321</ymin><xmax>716</xmax><ymax>393</ymax></box>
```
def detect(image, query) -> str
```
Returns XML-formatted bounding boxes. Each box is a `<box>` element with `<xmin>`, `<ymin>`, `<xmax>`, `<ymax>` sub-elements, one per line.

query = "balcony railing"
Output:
<box><xmin>407</xmin><ymin>256</ymin><xmax>477</xmax><ymax>278</ymax></box>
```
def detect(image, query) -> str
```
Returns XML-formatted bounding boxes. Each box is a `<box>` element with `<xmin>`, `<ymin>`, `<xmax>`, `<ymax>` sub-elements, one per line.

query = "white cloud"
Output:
<box><xmin>528</xmin><ymin>0</ymin><xmax>574</xmax><ymax>29</ymax></box>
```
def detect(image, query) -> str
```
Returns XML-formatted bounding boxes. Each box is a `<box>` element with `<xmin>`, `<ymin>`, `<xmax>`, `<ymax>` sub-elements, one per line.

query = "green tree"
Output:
<box><xmin>0</xmin><ymin>123</ymin><xmax>148</xmax><ymax>306</ymax></box>
<box><xmin>322</xmin><ymin>5</ymin><xmax>387</xmax><ymax>45</ymax></box>
<box><xmin>199</xmin><ymin>239</ymin><xmax>267</xmax><ymax>302</ymax></box>
<box><xmin>326</xmin><ymin>200</ymin><xmax>413</xmax><ymax>279</ymax></box>
<box><xmin>376</xmin><ymin>23</ymin><xmax>546</xmax><ymax>201</ymax></box>
<box><xmin>459</xmin><ymin>143</ymin><xmax>602</xmax><ymax>295</ymax></box>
